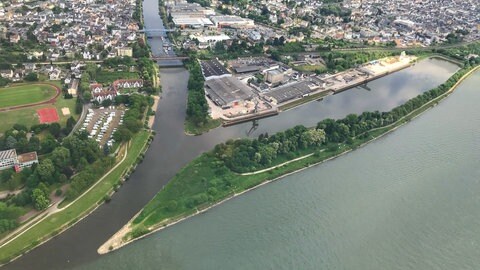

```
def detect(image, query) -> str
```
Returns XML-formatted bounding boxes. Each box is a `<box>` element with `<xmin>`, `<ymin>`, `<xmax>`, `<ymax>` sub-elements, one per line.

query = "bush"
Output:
<box><xmin>166</xmin><ymin>200</ymin><xmax>178</xmax><ymax>212</ymax></box>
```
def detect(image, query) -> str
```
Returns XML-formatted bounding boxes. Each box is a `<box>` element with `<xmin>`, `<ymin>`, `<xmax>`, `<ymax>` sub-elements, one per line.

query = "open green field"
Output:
<box><xmin>0</xmin><ymin>130</ymin><xmax>151</xmax><ymax>264</ymax></box>
<box><xmin>0</xmin><ymin>96</ymin><xmax>78</xmax><ymax>134</ymax></box>
<box><xmin>0</xmin><ymin>84</ymin><xmax>57</xmax><ymax>108</ymax></box>
<box><xmin>96</xmin><ymin>71</ymin><xmax>140</xmax><ymax>85</ymax></box>
<box><xmin>292</xmin><ymin>64</ymin><xmax>326</xmax><ymax>73</ymax></box>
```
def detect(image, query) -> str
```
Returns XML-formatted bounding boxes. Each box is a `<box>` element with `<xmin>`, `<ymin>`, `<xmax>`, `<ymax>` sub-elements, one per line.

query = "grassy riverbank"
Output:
<box><xmin>101</xmin><ymin>64</ymin><xmax>479</xmax><ymax>252</ymax></box>
<box><xmin>0</xmin><ymin>130</ymin><xmax>151</xmax><ymax>265</ymax></box>
<box><xmin>185</xmin><ymin>118</ymin><xmax>222</xmax><ymax>135</ymax></box>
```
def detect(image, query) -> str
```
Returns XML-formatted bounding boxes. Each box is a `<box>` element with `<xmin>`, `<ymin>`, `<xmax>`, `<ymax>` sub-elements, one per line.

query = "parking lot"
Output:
<box><xmin>79</xmin><ymin>107</ymin><xmax>125</xmax><ymax>148</ymax></box>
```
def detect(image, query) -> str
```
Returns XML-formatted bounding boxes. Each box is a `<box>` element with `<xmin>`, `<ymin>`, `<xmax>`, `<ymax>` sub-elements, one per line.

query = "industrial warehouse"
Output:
<box><xmin>204</xmin><ymin>77</ymin><xmax>253</xmax><ymax>109</ymax></box>
<box><xmin>199</xmin><ymin>54</ymin><xmax>417</xmax><ymax>124</ymax></box>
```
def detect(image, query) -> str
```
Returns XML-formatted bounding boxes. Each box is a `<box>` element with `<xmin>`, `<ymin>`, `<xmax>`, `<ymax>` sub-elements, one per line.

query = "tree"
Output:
<box><xmin>24</xmin><ymin>72</ymin><xmax>38</xmax><ymax>82</ymax></box>
<box><xmin>40</xmin><ymin>135</ymin><xmax>58</xmax><ymax>154</ymax></box>
<box><xmin>36</xmin><ymin>159</ymin><xmax>55</xmax><ymax>183</ymax></box>
<box><xmin>300</xmin><ymin>129</ymin><xmax>326</xmax><ymax>148</ymax></box>
<box><xmin>113</xmin><ymin>127</ymin><xmax>132</xmax><ymax>142</ymax></box>
<box><xmin>31</xmin><ymin>188</ymin><xmax>50</xmax><ymax>210</ymax></box>
<box><xmin>48</xmin><ymin>123</ymin><xmax>61</xmax><ymax>138</ymax></box>
<box><xmin>51</xmin><ymin>147</ymin><xmax>71</xmax><ymax>170</ymax></box>
<box><xmin>5</xmin><ymin>136</ymin><xmax>17</xmax><ymax>149</ymax></box>
<box><xmin>66</xmin><ymin>116</ymin><xmax>76</xmax><ymax>131</ymax></box>
<box><xmin>27</xmin><ymin>136</ymin><xmax>40</xmax><ymax>152</ymax></box>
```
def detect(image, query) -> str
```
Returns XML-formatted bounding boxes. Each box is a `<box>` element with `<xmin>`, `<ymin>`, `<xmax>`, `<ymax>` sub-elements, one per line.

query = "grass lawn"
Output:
<box><xmin>292</xmin><ymin>64</ymin><xmax>326</xmax><ymax>73</ymax></box>
<box><xmin>0</xmin><ymin>96</ymin><xmax>78</xmax><ymax>134</ymax></box>
<box><xmin>0</xmin><ymin>84</ymin><xmax>57</xmax><ymax>108</ymax></box>
<box><xmin>0</xmin><ymin>130</ymin><xmax>151</xmax><ymax>264</ymax></box>
<box><xmin>118</xmin><ymin>88</ymin><xmax>140</xmax><ymax>95</ymax></box>
<box><xmin>96</xmin><ymin>71</ymin><xmax>140</xmax><ymax>85</ymax></box>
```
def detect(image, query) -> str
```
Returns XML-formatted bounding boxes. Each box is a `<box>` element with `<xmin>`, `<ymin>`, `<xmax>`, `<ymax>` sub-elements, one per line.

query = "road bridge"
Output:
<box><xmin>151</xmin><ymin>56</ymin><xmax>189</xmax><ymax>61</ymax></box>
<box><xmin>138</xmin><ymin>28</ymin><xmax>176</xmax><ymax>33</ymax></box>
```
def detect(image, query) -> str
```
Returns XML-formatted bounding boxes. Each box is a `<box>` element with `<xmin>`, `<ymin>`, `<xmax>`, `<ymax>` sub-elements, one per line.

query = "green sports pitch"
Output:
<box><xmin>0</xmin><ymin>84</ymin><xmax>57</xmax><ymax>108</ymax></box>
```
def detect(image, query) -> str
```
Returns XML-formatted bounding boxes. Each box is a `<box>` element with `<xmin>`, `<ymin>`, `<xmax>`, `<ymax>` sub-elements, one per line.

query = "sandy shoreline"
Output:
<box><xmin>98</xmin><ymin>65</ymin><xmax>479</xmax><ymax>255</ymax></box>
<box><xmin>148</xmin><ymin>95</ymin><xmax>160</xmax><ymax>128</ymax></box>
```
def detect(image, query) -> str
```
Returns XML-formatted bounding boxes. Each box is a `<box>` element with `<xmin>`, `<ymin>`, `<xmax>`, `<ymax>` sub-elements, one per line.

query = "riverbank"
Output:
<box><xmin>98</xmin><ymin>64</ymin><xmax>479</xmax><ymax>254</ymax></box>
<box><xmin>148</xmin><ymin>95</ymin><xmax>159</xmax><ymax>128</ymax></box>
<box><xmin>0</xmin><ymin>130</ymin><xmax>152</xmax><ymax>266</ymax></box>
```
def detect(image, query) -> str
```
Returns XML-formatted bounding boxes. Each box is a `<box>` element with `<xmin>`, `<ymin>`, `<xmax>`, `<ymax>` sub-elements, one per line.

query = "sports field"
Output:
<box><xmin>0</xmin><ymin>95</ymin><xmax>78</xmax><ymax>134</ymax></box>
<box><xmin>0</xmin><ymin>84</ymin><xmax>57</xmax><ymax>108</ymax></box>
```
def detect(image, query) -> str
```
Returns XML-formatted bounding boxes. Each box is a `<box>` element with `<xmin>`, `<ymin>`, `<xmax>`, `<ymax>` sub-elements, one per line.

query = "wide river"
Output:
<box><xmin>77</xmin><ymin>70</ymin><xmax>480</xmax><ymax>270</ymax></box>
<box><xmin>2</xmin><ymin>0</ymin><xmax>473</xmax><ymax>269</ymax></box>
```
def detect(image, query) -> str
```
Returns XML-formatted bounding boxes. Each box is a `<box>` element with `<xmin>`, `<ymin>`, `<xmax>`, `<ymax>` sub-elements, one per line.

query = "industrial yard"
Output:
<box><xmin>200</xmin><ymin>53</ymin><xmax>417</xmax><ymax>125</ymax></box>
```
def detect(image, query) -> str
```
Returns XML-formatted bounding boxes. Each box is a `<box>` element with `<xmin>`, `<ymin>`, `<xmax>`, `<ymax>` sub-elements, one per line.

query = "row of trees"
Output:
<box><xmin>212</xmin><ymin>65</ymin><xmax>474</xmax><ymax>173</ymax></box>
<box><xmin>322</xmin><ymin>50</ymin><xmax>396</xmax><ymax>71</ymax></box>
<box><xmin>214</xmin><ymin>126</ymin><xmax>326</xmax><ymax>173</ymax></box>
<box><xmin>185</xmin><ymin>60</ymin><xmax>210</xmax><ymax>128</ymax></box>
<box><xmin>113</xmin><ymin>94</ymin><xmax>151</xmax><ymax>142</ymax></box>
<box><xmin>0</xmin><ymin>121</ymin><xmax>75</xmax><ymax>155</ymax></box>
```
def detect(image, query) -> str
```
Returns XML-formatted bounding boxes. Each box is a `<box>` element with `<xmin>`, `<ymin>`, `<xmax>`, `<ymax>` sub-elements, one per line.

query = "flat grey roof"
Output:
<box><xmin>233</xmin><ymin>65</ymin><xmax>262</xmax><ymax>73</ymax></box>
<box><xmin>205</xmin><ymin>77</ymin><xmax>253</xmax><ymax>107</ymax></box>
<box><xmin>200</xmin><ymin>59</ymin><xmax>230</xmax><ymax>79</ymax></box>
<box><xmin>265</xmin><ymin>81</ymin><xmax>315</xmax><ymax>104</ymax></box>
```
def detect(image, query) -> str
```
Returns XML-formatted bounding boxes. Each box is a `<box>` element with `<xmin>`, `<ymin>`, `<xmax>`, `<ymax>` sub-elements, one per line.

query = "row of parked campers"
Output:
<box><xmin>79</xmin><ymin>108</ymin><xmax>125</xmax><ymax>148</ymax></box>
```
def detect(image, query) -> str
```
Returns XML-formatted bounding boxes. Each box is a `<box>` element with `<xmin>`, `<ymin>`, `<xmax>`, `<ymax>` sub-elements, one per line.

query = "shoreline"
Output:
<box><xmin>99</xmin><ymin>64</ymin><xmax>479</xmax><ymax>255</ymax></box>
<box><xmin>0</xmin><ymin>130</ymin><xmax>153</xmax><ymax>267</ymax></box>
<box><xmin>148</xmin><ymin>95</ymin><xmax>160</xmax><ymax>128</ymax></box>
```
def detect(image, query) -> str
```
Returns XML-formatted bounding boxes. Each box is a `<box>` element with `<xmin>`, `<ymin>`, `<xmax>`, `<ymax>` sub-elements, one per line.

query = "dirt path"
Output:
<box><xmin>0</xmin><ymin>188</ymin><xmax>24</xmax><ymax>200</ymax></box>
<box><xmin>0</xmin><ymin>83</ymin><xmax>61</xmax><ymax>112</ymax></box>
<box><xmin>148</xmin><ymin>96</ymin><xmax>160</xmax><ymax>128</ymax></box>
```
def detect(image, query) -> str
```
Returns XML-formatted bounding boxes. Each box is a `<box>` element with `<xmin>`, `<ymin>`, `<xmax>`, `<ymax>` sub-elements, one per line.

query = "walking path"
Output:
<box><xmin>240</xmin><ymin>153</ymin><xmax>316</xmax><ymax>176</ymax></box>
<box><xmin>148</xmin><ymin>96</ymin><xmax>160</xmax><ymax>128</ymax></box>
<box><xmin>0</xmin><ymin>189</ymin><xmax>24</xmax><ymax>200</ymax></box>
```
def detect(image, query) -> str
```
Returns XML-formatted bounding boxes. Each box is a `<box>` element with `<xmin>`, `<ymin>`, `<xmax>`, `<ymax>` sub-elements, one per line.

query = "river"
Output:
<box><xmin>1</xmin><ymin>0</ymin><xmax>464</xmax><ymax>269</ymax></box>
<box><xmin>74</xmin><ymin>70</ymin><xmax>480</xmax><ymax>270</ymax></box>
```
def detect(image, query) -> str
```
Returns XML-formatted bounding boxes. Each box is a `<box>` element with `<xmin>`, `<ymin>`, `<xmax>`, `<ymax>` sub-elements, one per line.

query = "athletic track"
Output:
<box><xmin>0</xmin><ymin>83</ymin><xmax>62</xmax><ymax>112</ymax></box>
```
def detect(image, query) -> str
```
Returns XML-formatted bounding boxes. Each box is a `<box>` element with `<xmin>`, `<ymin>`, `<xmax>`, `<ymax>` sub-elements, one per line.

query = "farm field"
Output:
<box><xmin>0</xmin><ymin>84</ymin><xmax>57</xmax><ymax>108</ymax></box>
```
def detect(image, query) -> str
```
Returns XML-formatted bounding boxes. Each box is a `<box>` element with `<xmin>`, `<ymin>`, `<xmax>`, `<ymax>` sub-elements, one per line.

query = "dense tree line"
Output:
<box><xmin>212</xmin><ymin>65</ymin><xmax>475</xmax><ymax>173</ymax></box>
<box><xmin>322</xmin><ymin>50</ymin><xmax>397</xmax><ymax>71</ymax></box>
<box><xmin>214</xmin><ymin>126</ymin><xmax>326</xmax><ymax>173</ymax></box>
<box><xmin>113</xmin><ymin>94</ymin><xmax>151</xmax><ymax>142</ymax></box>
<box><xmin>185</xmin><ymin>60</ymin><xmax>210</xmax><ymax>127</ymax></box>
<box><xmin>435</xmin><ymin>43</ymin><xmax>480</xmax><ymax>65</ymax></box>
